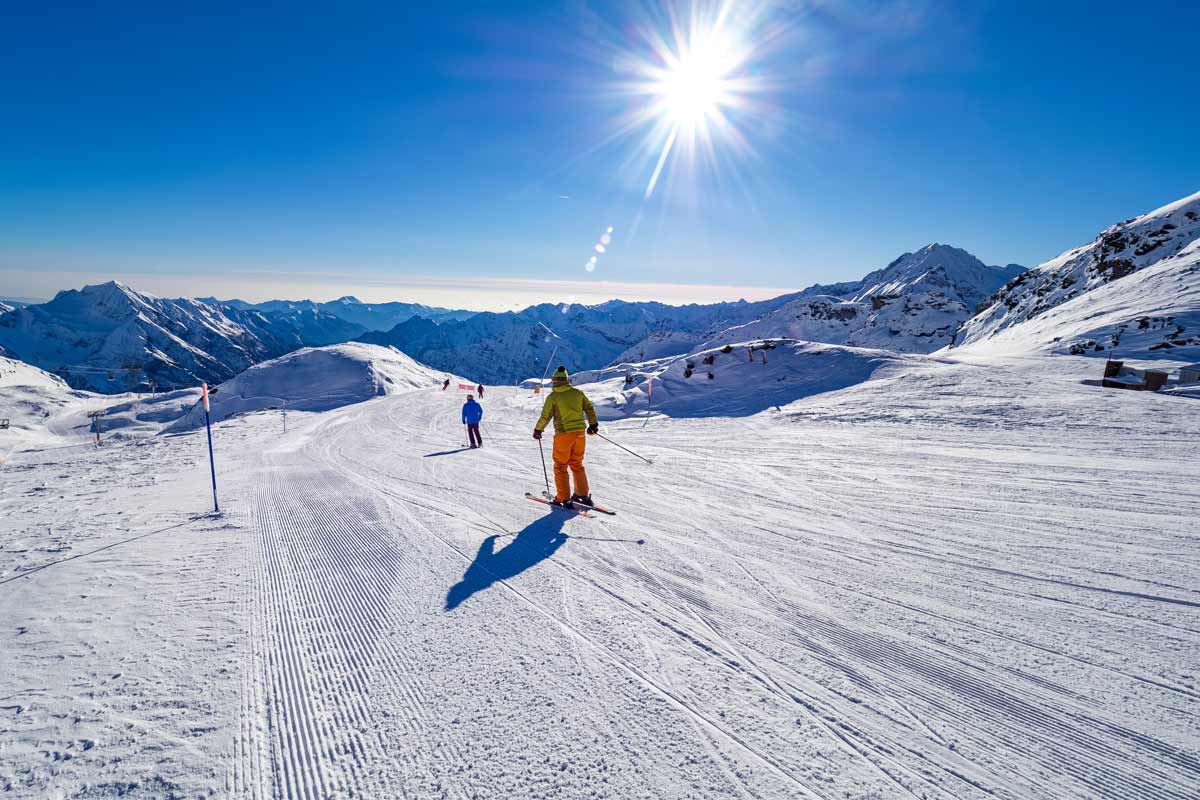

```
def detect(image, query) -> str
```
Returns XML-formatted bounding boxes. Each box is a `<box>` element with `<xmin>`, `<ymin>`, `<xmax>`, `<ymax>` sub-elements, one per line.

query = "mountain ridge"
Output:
<box><xmin>0</xmin><ymin>281</ymin><xmax>367</xmax><ymax>392</ymax></box>
<box><xmin>951</xmin><ymin>193</ymin><xmax>1200</xmax><ymax>361</ymax></box>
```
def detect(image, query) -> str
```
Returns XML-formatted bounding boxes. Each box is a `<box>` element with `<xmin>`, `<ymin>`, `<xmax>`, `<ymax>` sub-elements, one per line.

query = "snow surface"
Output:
<box><xmin>2</xmin><ymin>344</ymin><xmax>1197</xmax><ymax>799</ymax></box>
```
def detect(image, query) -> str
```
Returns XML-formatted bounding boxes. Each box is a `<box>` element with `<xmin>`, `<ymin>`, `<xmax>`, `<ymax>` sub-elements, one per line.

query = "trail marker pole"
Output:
<box><xmin>201</xmin><ymin>383</ymin><xmax>219</xmax><ymax>513</ymax></box>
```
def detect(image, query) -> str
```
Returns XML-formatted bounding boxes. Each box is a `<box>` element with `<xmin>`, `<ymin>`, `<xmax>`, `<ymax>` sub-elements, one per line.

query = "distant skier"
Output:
<box><xmin>532</xmin><ymin>366</ymin><xmax>598</xmax><ymax>507</ymax></box>
<box><xmin>462</xmin><ymin>393</ymin><xmax>484</xmax><ymax>448</ymax></box>
<box><xmin>476</xmin><ymin>384</ymin><xmax>485</xmax><ymax>398</ymax></box>
<box><xmin>442</xmin><ymin>378</ymin><xmax>450</xmax><ymax>391</ymax></box>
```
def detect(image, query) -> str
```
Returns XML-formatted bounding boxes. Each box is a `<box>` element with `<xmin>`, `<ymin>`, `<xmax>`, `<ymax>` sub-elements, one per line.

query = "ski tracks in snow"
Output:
<box><xmin>231</xmin><ymin>451</ymin><xmax>469</xmax><ymax>799</ymax></box>
<box><xmin>221</xmin><ymin>378</ymin><xmax>1199</xmax><ymax>800</ymax></box>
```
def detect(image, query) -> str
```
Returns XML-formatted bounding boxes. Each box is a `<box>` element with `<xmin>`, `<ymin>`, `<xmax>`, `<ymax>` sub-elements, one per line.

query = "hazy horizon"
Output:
<box><xmin>1</xmin><ymin>271</ymin><xmax>803</xmax><ymax>312</ymax></box>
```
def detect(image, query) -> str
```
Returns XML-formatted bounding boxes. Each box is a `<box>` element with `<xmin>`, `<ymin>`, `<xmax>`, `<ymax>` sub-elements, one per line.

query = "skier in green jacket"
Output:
<box><xmin>533</xmin><ymin>366</ymin><xmax>599</xmax><ymax>507</ymax></box>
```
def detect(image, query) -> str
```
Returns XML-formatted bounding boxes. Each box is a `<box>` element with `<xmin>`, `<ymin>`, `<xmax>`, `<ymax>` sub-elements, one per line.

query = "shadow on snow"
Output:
<box><xmin>445</xmin><ymin>513</ymin><xmax>568</xmax><ymax>611</ymax></box>
<box><xmin>424</xmin><ymin>448</ymin><xmax>471</xmax><ymax>457</ymax></box>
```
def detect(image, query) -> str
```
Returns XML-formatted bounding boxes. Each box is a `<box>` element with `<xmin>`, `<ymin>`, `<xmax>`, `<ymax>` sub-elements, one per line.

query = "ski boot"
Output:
<box><xmin>571</xmin><ymin>494</ymin><xmax>595</xmax><ymax>508</ymax></box>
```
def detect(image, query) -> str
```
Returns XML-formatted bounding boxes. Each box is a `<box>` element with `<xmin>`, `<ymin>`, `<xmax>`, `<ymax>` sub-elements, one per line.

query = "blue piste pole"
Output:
<box><xmin>202</xmin><ymin>383</ymin><xmax>219</xmax><ymax>513</ymax></box>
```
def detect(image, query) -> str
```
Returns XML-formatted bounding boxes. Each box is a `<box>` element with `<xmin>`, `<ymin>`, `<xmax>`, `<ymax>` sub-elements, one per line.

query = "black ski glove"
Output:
<box><xmin>532</xmin><ymin>428</ymin><xmax>543</xmax><ymax>440</ymax></box>
<box><xmin>587</xmin><ymin>423</ymin><xmax>599</xmax><ymax>435</ymax></box>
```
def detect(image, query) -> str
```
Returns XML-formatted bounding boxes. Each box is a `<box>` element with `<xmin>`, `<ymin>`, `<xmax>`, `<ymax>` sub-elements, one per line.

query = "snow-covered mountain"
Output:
<box><xmin>212</xmin><ymin>295</ymin><xmax>475</xmax><ymax>331</ymax></box>
<box><xmin>703</xmin><ymin>245</ymin><xmax>1025</xmax><ymax>353</ymax></box>
<box><xmin>0</xmin><ymin>282</ymin><xmax>366</xmax><ymax>393</ymax></box>
<box><xmin>956</xmin><ymin>191</ymin><xmax>1200</xmax><ymax>359</ymax></box>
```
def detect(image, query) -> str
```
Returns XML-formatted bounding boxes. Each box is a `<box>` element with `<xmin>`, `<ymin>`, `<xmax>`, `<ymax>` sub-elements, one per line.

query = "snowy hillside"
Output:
<box><xmin>704</xmin><ymin>245</ymin><xmax>1024</xmax><ymax>354</ymax></box>
<box><xmin>168</xmin><ymin>342</ymin><xmax>452</xmax><ymax>431</ymax></box>
<box><xmin>0</xmin><ymin>282</ymin><xmax>365</xmax><ymax>393</ymax></box>
<box><xmin>954</xmin><ymin>237</ymin><xmax>1200</xmax><ymax>363</ymax></box>
<box><xmin>575</xmin><ymin>339</ymin><xmax>913</xmax><ymax>419</ymax></box>
<box><xmin>0</xmin><ymin>353</ymin><xmax>208</xmax><ymax>453</ymax></box>
<box><xmin>0</xmin><ymin>353</ymin><xmax>69</xmax><ymax>391</ymax></box>
<box><xmin>957</xmin><ymin>191</ymin><xmax>1200</xmax><ymax>356</ymax></box>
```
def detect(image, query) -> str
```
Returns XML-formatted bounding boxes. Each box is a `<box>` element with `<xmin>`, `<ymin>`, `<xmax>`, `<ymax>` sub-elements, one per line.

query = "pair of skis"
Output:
<box><xmin>524</xmin><ymin>492</ymin><xmax>616</xmax><ymax>517</ymax></box>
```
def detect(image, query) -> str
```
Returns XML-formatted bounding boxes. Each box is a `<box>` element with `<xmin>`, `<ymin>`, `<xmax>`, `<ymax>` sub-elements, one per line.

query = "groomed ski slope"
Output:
<box><xmin>2</xmin><ymin>355</ymin><xmax>1198</xmax><ymax>799</ymax></box>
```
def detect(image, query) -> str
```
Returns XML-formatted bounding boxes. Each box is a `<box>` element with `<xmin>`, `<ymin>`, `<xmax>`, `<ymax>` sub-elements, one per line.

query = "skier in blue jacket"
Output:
<box><xmin>462</xmin><ymin>394</ymin><xmax>484</xmax><ymax>448</ymax></box>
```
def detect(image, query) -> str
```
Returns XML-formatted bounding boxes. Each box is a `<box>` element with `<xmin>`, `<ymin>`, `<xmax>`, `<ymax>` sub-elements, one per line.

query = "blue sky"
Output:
<box><xmin>1</xmin><ymin>1</ymin><xmax>1197</xmax><ymax>309</ymax></box>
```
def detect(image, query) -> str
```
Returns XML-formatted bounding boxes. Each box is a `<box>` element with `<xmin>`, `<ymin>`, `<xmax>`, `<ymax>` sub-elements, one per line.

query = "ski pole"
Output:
<box><xmin>538</xmin><ymin>435</ymin><xmax>552</xmax><ymax>498</ymax></box>
<box><xmin>595</xmin><ymin>431</ymin><xmax>653</xmax><ymax>465</ymax></box>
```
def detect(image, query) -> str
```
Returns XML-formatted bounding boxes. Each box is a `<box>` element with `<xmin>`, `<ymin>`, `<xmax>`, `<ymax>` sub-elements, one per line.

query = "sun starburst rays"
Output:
<box><xmin>613</xmin><ymin>1</ymin><xmax>770</xmax><ymax>201</ymax></box>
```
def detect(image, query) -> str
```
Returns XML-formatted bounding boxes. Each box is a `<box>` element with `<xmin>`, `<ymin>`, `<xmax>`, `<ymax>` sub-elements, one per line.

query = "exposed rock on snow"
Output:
<box><xmin>956</xmin><ymin>190</ymin><xmax>1200</xmax><ymax>359</ymax></box>
<box><xmin>577</xmin><ymin>339</ymin><xmax>913</xmax><ymax>419</ymax></box>
<box><xmin>167</xmin><ymin>342</ymin><xmax>451</xmax><ymax>431</ymax></box>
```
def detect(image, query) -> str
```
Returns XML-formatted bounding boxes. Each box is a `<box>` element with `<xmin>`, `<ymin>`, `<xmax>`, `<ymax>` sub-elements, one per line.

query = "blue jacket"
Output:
<box><xmin>462</xmin><ymin>399</ymin><xmax>483</xmax><ymax>425</ymax></box>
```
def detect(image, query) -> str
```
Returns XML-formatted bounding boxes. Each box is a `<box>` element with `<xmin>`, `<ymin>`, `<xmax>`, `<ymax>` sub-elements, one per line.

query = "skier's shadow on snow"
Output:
<box><xmin>424</xmin><ymin>448</ymin><xmax>471</xmax><ymax>457</ymax></box>
<box><xmin>445</xmin><ymin>514</ymin><xmax>568</xmax><ymax>611</ymax></box>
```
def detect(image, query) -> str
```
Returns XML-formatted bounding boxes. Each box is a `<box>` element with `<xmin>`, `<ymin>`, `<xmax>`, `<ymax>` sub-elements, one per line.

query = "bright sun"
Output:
<box><xmin>618</xmin><ymin>2</ymin><xmax>769</xmax><ymax>200</ymax></box>
<box><xmin>654</xmin><ymin>38</ymin><xmax>733</xmax><ymax>128</ymax></box>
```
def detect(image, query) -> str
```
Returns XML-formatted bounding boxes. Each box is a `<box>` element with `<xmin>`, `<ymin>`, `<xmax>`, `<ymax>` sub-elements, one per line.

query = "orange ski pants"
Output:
<box><xmin>552</xmin><ymin>431</ymin><xmax>589</xmax><ymax>502</ymax></box>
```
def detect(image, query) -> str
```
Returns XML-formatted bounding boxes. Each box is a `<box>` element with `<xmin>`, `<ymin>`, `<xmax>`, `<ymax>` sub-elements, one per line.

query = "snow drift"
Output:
<box><xmin>577</xmin><ymin>339</ymin><xmax>912</xmax><ymax>419</ymax></box>
<box><xmin>168</xmin><ymin>343</ymin><xmax>451</xmax><ymax>431</ymax></box>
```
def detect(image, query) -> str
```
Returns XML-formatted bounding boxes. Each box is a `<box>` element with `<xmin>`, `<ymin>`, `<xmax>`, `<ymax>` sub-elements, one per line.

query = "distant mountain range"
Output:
<box><xmin>357</xmin><ymin>244</ymin><xmax>1025</xmax><ymax>384</ymax></box>
<box><xmin>209</xmin><ymin>296</ymin><xmax>475</xmax><ymax>330</ymax></box>
<box><xmin>2</xmin><ymin>188</ymin><xmax>1196</xmax><ymax>395</ymax></box>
